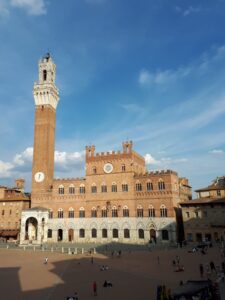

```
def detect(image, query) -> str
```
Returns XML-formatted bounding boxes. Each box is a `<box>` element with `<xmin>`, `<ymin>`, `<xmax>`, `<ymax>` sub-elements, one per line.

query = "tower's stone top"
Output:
<box><xmin>42</xmin><ymin>52</ymin><xmax>51</xmax><ymax>61</ymax></box>
<box><xmin>33</xmin><ymin>53</ymin><xmax>59</xmax><ymax>109</ymax></box>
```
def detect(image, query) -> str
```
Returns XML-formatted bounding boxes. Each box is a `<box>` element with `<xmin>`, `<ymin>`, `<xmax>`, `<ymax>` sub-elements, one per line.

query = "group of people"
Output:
<box><xmin>100</xmin><ymin>265</ymin><xmax>109</xmax><ymax>271</ymax></box>
<box><xmin>156</xmin><ymin>285</ymin><xmax>172</xmax><ymax>300</ymax></box>
<box><xmin>111</xmin><ymin>250</ymin><xmax>122</xmax><ymax>258</ymax></box>
<box><xmin>199</xmin><ymin>260</ymin><xmax>225</xmax><ymax>281</ymax></box>
<box><xmin>92</xmin><ymin>280</ymin><xmax>114</xmax><ymax>296</ymax></box>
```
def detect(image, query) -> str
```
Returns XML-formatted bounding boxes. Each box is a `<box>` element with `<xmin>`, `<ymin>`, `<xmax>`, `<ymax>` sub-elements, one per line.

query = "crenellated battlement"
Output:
<box><xmin>86</xmin><ymin>141</ymin><xmax>138</xmax><ymax>160</ymax></box>
<box><xmin>54</xmin><ymin>177</ymin><xmax>86</xmax><ymax>182</ymax></box>
<box><xmin>134</xmin><ymin>170</ymin><xmax>177</xmax><ymax>178</ymax></box>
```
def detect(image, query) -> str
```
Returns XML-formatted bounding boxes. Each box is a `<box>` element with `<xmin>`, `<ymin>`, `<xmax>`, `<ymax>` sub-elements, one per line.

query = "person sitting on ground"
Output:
<box><xmin>175</xmin><ymin>265</ymin><xmax>184</xmax><ymax>272</ymax></box>
<box><xmin>103</xmin><ymin>280</ymin><xmax>113</xmax><ymax>287</ymax></box>
<box><xmin>201</xmin><ymin>248</ymin><xmax>206</xmax><ymax>255</ymax></box>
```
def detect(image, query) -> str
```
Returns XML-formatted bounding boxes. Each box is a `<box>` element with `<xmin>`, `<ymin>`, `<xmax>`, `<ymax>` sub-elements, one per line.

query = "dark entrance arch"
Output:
<box><xmin>150</xmin><ymin>228</ymin><xmax>156</xmax><ymax>243</ymax></box>
<box><xmin>25</xmin><ymin>217</ymin><xmax>38</xmax><ymax>241</ymax></box>
<box><xmin>58</xmin><ymin>229</ymin><xmax>63</xmax><ymax>241</ymax></box>
<box><xmin>68</xmin><ymin>229</ymin><xmax>74</xmax><ymax>242</ymax></box>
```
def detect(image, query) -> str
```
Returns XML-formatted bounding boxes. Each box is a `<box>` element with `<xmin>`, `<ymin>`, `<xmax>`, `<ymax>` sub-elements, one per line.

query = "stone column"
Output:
<box><xmin>20</xmin><ymin>222</ymin><xmax>26</xmax><ymax>244</ymax></box>
<box><xmin>63</xmin><ymin>229</ymin><xmax>68</xmax><ymax>242</ymax></box>
<box><xmin>53</xmin><ymin>230</ymin><xmax>58</xmax><ymax>242</ymax></box>
<box><xmin>37</xmin><ymin>223</ymin><xmax>42</xmax><ymax>244</ymax></box>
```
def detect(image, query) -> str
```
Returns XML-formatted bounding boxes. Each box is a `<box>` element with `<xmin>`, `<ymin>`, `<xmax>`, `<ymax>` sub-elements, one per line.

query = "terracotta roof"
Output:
<box><xmin>195</xmin><ymin>176</ymin><xmax>225</xmax><ymax>192</ymax></box>
<box><xmin>0</xmin><ymin>230</ymin><xmax>19</xmax><ymax>237</ymax></box>
<box><xmin>180</xmin><ymin>196</ymin><xmax>225</xmax><ymax>206</ymax></box>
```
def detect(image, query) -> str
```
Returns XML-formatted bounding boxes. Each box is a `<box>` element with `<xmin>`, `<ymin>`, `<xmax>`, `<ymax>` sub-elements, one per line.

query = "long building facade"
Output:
<box><xmin>180</xmin><ymin>176</ymin><xmax>225</xmax><ymax>243</ymax></box>
<box><xmin>20</xmin><ymin>54</ymin><xmax>191</xmax><ymax>245</ymax></box>
<box><xmin>0</xmin><ymin>179</ymin><xmax>30</xmax><ymax>241</ymax></box>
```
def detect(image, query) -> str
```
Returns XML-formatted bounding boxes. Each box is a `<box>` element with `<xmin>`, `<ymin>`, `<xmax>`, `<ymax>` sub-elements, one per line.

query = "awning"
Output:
<box><xmin>172</xmin><ymin>280</ymin><xmax>211</xmax><ymax>297</ymax></box>
<box><xmin>0</xmin><ymin>230</ymin><xmax>19</xmax><ymax>237</ymax></box>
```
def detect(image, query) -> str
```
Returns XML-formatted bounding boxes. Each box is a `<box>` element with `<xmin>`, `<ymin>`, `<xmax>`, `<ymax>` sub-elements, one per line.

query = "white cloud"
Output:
<box><xmin>183</xmin><ymin>6</ymin><xmax>201</xmax><ymax>17</ymax></box>
<box><xmin>209</xmin><ymin>149</ymin><xmax>225</xmax><ymax>155</ymax></box>
<box><xmin>145</xmin><ymin>154</ymin><xmax>160</xmax><ymax>165</ymax></box>
<box><xmin>139</xmin><ymin>44</ymin><xmax>225</xmax><ymax>87</ymax></box>
<box><xmin>0</xmin><ymin>160</ymin><xmax>14</xmax><ymax>178</ymax></box>
<box><xmin>2</xmin><ymin>0</ymin><xmax>47</xmax><ymax>16</ymax></box>
<box><xmin>0</xmin><ymin>147</ymin><xmax>85</xmax><ymax>182</ymax></box>
<box><xmin>161</xmin><ymin>157</ymin><xmax>188</xmax><ymax>164</ymax></box>
<box><xmin>55</xmin><ymin>150</ymin><xmax>85</xmax><ymax>169</ymax></box>
<box><xmin>120</xmin><ymin>103</ymin><xmax>145</xmax><ymax>114</ymax></box>
<box><xmin>181</xmin><ymin>95</ymin><xmax>225</xmax><ymax>130</ymax></box>
<box><xmin>139</xmin><ymin>66</ymin><xmax>191</xmax><ymax>86</ymax></box>
<box><xmin>145</xmin><ymin>154</ymin><xmax>187</xmax><ymax>167</ymax></box>
<box><xmin>11</xmin><ymin>0</ymin><xmax>46</xmax><ymax>15</ymax></box>
<box><xmin>175</xmin><ymin>5</ymin><xmax>201</xmax><ymax>17</ymax></box>
<box><xmin>13</xmin><ymin>147</ymin><xmax>33</xmax><ymax>166</ymax></box>
<box><xmin>0</xmin><ymin>0</ymin><xmax>9</xmax><ymax>16</ymax></box>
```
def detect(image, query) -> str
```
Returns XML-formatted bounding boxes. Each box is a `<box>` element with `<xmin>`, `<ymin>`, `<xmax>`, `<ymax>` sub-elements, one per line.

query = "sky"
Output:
<box><xmin>0</xmin><ymin>0</ymin><xmax>225</xmax><ymax>195</ymax></box>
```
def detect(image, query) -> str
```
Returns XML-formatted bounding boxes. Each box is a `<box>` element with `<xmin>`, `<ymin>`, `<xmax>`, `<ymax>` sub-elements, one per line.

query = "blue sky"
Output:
<box><xmin>0</xmin><ymin>0</ymin><xmax>225</xmax><ymax>195</ymax></box>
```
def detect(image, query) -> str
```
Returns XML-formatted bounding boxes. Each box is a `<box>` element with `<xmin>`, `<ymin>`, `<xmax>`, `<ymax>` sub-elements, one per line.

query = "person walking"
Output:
<box><xmin>93</xmin><ymin>281</ymin><xmax>97</xmax><ymax>296</ymax></box>
<box><xmin>210</xmin><ymin>261</ymin><xmax>216</xmax><ymax>273</ymax></box>
<box><xmin>199</xmin><ymin>263</ymin><xmax>204</xmax><ymax>278</ymax></box>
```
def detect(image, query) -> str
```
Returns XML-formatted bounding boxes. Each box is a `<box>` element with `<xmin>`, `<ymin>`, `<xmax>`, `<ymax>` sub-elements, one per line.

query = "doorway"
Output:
<box><xmin>150</xmin><ymin>229</ymin><xmax>156</xmax><ymax>243</ymax></box>
<box><xmin>58</xmin><ymin>229</ymin><xmax>63</xmax><ymax>241</ymax></box>
<box><xmin>68</xmin><ymin>229</ymin><xmax>74</xmax><ymax>242</ymax></box>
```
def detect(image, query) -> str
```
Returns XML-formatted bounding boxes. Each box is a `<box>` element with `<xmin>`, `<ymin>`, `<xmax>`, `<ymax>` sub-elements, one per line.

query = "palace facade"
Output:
<box><xmin>0</xmin><ymin>179</ymin><xmax>30</xmax><ymax>240</ymax></box>
<box><xmin>19</xmin><ymin>54</ymin><xmax>191</xmax><ymax>245</ymax></box>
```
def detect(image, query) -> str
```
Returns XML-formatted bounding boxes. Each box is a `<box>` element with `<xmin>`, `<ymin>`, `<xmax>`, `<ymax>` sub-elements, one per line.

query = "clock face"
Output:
<box><xmin>103</xmin><ymin>163</ymin><xmax>113</xmax><ymax>174</ymax></box>
<box><xmin>34</xmin><ymin>172</ymin><xmax>45</xmax><ymax>183</ymax></box>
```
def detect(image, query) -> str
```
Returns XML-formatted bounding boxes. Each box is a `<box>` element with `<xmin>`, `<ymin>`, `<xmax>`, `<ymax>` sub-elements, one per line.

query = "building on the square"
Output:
<box><xmin>19</xmin><ymin>53</ymin><xmax>191</xmax><ymax>245</ymax></box>
<box><xmin>0</xmin><ymin>179</ymin><xmax>30</xmax><ymax>240</ymax></box>
<box><xmin>180</xmin><ymin>176</ymin><xmax>225</xmax><ymax>243</ymax></box>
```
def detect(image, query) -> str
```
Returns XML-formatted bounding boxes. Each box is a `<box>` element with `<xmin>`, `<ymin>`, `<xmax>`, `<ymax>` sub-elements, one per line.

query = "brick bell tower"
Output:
<box><xmin>31</xmin><ymin>53</ymin><xmax>59</xmax><ymax>206</ymax></box>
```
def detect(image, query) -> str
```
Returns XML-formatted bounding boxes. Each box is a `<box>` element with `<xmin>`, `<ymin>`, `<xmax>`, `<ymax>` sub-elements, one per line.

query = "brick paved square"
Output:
<box><xmin>0</xmin><ymin>246</ymin><xmax>225</xmax><ymax>299</ymax></box>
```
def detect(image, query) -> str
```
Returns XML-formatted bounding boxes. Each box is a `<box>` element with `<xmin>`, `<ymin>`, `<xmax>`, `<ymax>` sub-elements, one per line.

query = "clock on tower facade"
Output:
<box><xmin>31</xmin><ymin>53</ymin><xmax>59</xmax><ymax>206</ymax></box>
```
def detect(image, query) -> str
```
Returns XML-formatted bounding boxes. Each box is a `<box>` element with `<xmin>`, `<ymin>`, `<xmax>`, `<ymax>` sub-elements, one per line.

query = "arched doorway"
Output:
<box><xmin>25</xmin><ymin>217</ymin><xmax>38</xmax><ymax>241</ymax></box>
<box><xmin>150</xmin><ymin>228</ymin><xmax>156</xmax><ymax>243</ymax></box>
<box><xmin>58</xmin><ymin>229</ymin><xmax>63</xmax><ymax>241</ymax></box>
<box><xmin>68</xmin><ymin>229</ymin><xmax>74</xmax><ymax>242</ymax></box>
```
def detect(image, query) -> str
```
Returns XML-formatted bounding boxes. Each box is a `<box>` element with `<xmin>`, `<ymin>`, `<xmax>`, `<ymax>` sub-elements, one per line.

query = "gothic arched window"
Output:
<box><xmin>58</xmin><ymin>185</ymin><xmax>64</xmax><ymax>195</ymax></box>
<box><xmin>160</xmin><ymin>205</ymin><xmax>168</xmax><ymax>217</ymax></box>
<box><xmin>123</xmin><ymin>206</ymin><xmax>129</xmax><ymax>217</ymax></box>
<box><xmin>43</xmin><ymin>70</ymin><xmax>47</xmax><ymax>81</ymax></box>
<box><xmin>137</xmin><ymin>205</ymin><xmax>144</xmax><ymax>217</ymax></box>
<box><xmin>58</xmin><ymin>208</ymin><xmax>63</xmax><ymax>218</ymax></box>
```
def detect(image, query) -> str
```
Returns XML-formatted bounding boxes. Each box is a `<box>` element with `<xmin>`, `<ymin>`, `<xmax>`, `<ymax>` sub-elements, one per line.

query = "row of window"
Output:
<box><xmin>1</xmin><ymin>209</ymin><xmax>19</xmax><ymax>216</ymax></box>
<box><xmin>48</xmin><ymin>228</ymin><xmax>169</xmax><ymax>240</ymax></box>
<box><xmin>58</xmin><ymin>181</ymin><xmax>166</xmax><ymax>195</ymax></box>
<box><xmin>49</xmin><ymin>206</ymin><xmax>168</xmax><ymax>219</ymax></box>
